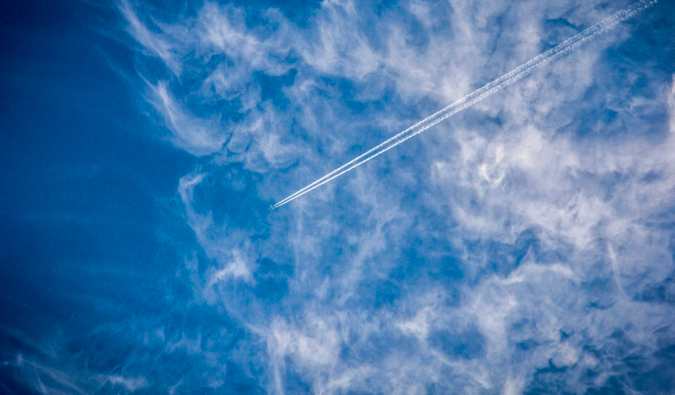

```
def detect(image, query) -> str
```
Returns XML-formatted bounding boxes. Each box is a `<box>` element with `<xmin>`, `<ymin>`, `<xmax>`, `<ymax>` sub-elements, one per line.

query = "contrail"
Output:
<box><xmin>272</xmin><ymin>0</ymin><xmax>657</xmax><ymax>209</ymax></box>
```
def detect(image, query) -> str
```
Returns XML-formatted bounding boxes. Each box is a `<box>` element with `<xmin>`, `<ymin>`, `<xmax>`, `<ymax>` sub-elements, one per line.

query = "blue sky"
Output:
<box><xmin>1</xmin><ymin>0</ymin><xmax>675</xmax><ymax>393</ymax></box>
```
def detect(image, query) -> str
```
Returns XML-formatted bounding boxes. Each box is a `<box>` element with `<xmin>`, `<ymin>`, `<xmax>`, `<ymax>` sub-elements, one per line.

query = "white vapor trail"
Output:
<box><xmin>272</xmin><ymin>0</ymin><xmax>657</xmax><ymax>209</ymax></box>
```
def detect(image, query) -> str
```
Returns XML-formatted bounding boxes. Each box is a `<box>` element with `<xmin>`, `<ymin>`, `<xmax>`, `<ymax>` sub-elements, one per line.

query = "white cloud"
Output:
<box><xmin>119</xmin><ymin>0</ymin><xmax>180</xmax><ymax>74</ymax></box>
<box><xmin>106</xmin><ymin>0</ymin><xmax>675</xmax><ymax>393</ymax></box>
<box><xmin>148</xmin><ymin>81</ymin><xmax>228</xmax><ymax>156</ymax></box>
<box><xmin>100</xmin><ymin>375</ymin><xmax>149</xmax><ymax>392</ymax></box>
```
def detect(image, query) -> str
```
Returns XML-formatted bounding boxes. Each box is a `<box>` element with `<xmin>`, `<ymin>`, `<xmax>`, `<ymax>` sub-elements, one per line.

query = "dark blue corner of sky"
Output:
<box><xmin>0</xmin><ymin>0</ymin><xmax>193</xmax><ymax>375</ymax></box>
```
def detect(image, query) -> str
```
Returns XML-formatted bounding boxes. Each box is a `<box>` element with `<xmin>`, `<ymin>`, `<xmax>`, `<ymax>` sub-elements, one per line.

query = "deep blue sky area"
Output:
<box><xmin>1</xmin><ymin>0</ymin><xmax>675</xmax><ymax>393</ymax></box>
<box><xmin>0</xmin><ymin>1</ymin><xmax>194</xmax><ymax>390</ymax></box>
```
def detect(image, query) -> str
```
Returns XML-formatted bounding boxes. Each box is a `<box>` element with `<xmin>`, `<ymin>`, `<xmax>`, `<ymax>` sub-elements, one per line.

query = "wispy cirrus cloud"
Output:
<box><xmin>117</xmin><ymin>0</ymin><xmax>675</xmax><ymax>392</ymax></box>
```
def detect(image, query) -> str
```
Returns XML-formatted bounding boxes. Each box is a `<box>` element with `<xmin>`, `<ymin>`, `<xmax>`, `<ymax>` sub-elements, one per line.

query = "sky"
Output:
<box><xmin>1</xmin><ymin>0</ymin><xmax>674</xmax><ymax>393</ymax></box>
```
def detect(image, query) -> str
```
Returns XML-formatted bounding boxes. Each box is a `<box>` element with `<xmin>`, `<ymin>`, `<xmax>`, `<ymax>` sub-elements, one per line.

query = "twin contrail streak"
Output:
<box><xmin>272</xmin><ymin>0</ymin><xmax>657</xmax><ymax>209</ymax></box>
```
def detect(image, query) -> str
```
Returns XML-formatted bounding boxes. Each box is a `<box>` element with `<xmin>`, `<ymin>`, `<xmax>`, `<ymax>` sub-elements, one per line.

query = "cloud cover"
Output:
<box><xmin>6</xmin><ymin>0</ymin><xmax>675</xmax><ymax>393</ymax></box>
